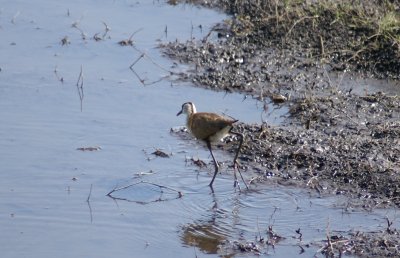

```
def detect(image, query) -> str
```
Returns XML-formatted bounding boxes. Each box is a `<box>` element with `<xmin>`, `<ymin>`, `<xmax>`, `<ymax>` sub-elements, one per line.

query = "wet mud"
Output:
<box><xmin>163</xmin><ymin>0</ymin><xmax>400</xmax><ymax>256</ymax></box>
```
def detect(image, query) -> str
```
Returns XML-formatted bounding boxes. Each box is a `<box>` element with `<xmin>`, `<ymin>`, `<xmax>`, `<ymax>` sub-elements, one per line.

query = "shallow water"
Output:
<box><xmin>0</xmin><ymin>1</ymin><xmax>398</xmax><ymax>258</ymax></box>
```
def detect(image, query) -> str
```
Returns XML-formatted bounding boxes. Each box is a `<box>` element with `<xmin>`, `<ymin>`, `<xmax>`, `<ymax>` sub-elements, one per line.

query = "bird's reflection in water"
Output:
<box><xmin>181</xmin><ymin>221</ymin><xmax>229</xmax><ymax>255</ymax></box>
<box><xmin>180</xmin><ymin>192</ymin><xmax>240</xmax><ymax>257</ymax></box>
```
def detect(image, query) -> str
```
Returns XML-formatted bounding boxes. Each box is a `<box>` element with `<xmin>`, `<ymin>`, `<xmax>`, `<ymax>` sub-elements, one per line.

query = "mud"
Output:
<box><xmin>162</xmin><ymin>0</ymin><xmax>400</xmax><ymax>256</ymax></box>
<box><xmin>219</xmin><ymin>223</ymin><xmax>400</xmax><ymax>257</ymax></box>
<box><xmin>227</xmin><ymin>92</ymin><xmax>400</xmax><ymax>209</ymax></box>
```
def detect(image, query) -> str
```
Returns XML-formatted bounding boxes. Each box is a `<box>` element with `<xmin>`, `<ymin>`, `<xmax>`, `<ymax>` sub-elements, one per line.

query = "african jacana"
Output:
<box><xmin>177</xmin><ymin>102</ymin><xmax>247</xmax><ymax>189</ymax></box>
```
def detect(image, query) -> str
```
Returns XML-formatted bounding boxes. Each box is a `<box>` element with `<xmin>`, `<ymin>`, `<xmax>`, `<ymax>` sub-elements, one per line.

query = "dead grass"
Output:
<box><xmin>179</xmin><ymin>0</ymin><xmax>400</xmax><ymax>78</ymax></box>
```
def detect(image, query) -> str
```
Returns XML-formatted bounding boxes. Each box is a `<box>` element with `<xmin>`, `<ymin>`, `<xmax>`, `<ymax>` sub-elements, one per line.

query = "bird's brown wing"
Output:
<box><xmin>189</xmin><ymin>112</ymin><xmax>236</xmax><ymax>141</ymax></box>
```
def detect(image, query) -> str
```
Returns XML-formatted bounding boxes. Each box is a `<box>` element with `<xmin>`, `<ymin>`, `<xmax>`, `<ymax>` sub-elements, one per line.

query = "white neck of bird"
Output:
<box><xmin>190</xmin><ymin>104</ymin><xmax>197</xmax><ymax>114</ymax></box>
<box><xmin>185</xmin><ymin>104</ymin><xmax>196</xmax><ymax>128</ymax></box>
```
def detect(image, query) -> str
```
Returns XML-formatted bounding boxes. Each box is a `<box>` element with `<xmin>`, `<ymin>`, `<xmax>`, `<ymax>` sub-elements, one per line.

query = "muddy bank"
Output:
<box><xmin>218</xmin><ymin>221</ymin><xmax>400</xmax><ymax>257</ymax></box>
<box><xmin>163</xmin><ymin>0</ymin><xmax>399</xmax><ymax>205</ymax></box>
<box><xmin>168</xmin><ymin>0</ymin><xmax>399</xmax><ymax>80</ymax></box>
<box><xmin>163</xmin><ymin>0</ymin><xmax>399</xmax><ymax>256</ymax></box>
<box><xmin>230</xmin><ymin>104</ymin><xmax>399</xmax><ymax>207</ymax></box>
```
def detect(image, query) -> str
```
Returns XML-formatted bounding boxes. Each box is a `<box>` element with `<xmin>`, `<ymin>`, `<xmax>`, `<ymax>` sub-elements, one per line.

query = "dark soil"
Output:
<box><xmin>163</xmin><ymin>0</ymin><xmax>399</xmax><ymax>256</ymax></box>
<box><xmin>227</xmin><ymin>92</ymin><xmax>400</xmax><ymax>208</ymax></box>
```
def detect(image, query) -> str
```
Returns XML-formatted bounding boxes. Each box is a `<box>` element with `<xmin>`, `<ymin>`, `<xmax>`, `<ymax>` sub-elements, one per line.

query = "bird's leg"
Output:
<box><xmin>207</xmin><ymin>141</ymin><xmax>219</xmax><ymax>188</ymax></box>
<box><xmin>233</xmin><ymin>169</ymin><xmax>241</xmax><ymax>192</ymax></box>
<box><xmin>230</xmin><ymin>131</ymin><xmax>249</xmax><ymax>190</ymax></box>
<box><xmin>231</xmin><ymin>131</ymin><xmax>243</xmax><ymax>166</ymax></box>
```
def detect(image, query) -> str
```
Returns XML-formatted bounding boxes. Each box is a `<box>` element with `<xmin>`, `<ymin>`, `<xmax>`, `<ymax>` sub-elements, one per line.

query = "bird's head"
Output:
<box><xmin>177</xmin><ymin>102</ymin><xmax>197</xmax><ymax>116</ymax></box>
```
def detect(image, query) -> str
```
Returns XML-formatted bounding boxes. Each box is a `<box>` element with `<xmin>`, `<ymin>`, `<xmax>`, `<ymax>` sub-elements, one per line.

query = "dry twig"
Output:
<box><xmin>86</xmin><ymin>184</ymin><xmax>93</xmax><ymax>223</ymax></box>
<box><xmin>106</xmin><ymin>180</ymin><xmax>183</xmax><ymax>204</ymax></box>
<box><xmin>76</xmin><ymin>65</ymin><xmax>84</xmax><ymax>111</ymax></box>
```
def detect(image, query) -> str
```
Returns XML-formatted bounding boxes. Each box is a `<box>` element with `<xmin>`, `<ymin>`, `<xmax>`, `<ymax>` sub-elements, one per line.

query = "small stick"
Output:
<box><xmin>256</xmin><ymin>216</ymin><xmax>263</xmax><ymax>241</ymax></box>
<box><xmin>295</xmin><ymin>228</ymin><xmax>302</xmax><ymax>241</ymax></box>
<box><xmin>129</xmin><ymin>53</ymin><xmax>145</xmax><ymax>69</ymax></box>
<box><xmin>86</xmin><ymin>184</ymin><xmax>93</xmax><ymax>202</ymax></box>
<box><xmin>107</xmin><ymin>181</ymin><xmax>142</xmax><ymax>195</ymax></box>
<box><xmin>119</xmin><ymin>28</ymin><xmax>143</xmax><ymax>46</ymax></box>
<box><xmin>190</xmin><ymin>21</ymin><xmax>193</xmax><ymax>39</ymax></box>
<box><xmin>136</xmin><ymin>49</ymin><xmax>173</xmax><ymax>74</ymax></box>
<box><xmin>326</xmin><ymin>217</ymin><xmax>333</xmax><ymax>255</ymax></box>
<box><xmin>101</xmin><ymin>21</ymin><xmax>110</xmax><ymax>39</ymax></box>
<box><xmin>129</xmin><ymin>28</ymin><xmax>143</xmax><ymax>42</ymax></box>
<box><xmin>71</xmin><ymin>22</ymin><xmax>86</xmax><ymax>40</ymax></box>
<box><xmin>129</xmin><ymin>53</ymin><xmax>151</xmax><ymax>86</ymax></box>
<box><xmin>129</xmin><ymin>48</ymin><xmax>174</xmax><ymax>86</ymax></box>
<box><xmin>130</xmin><ymin>66</ymin><xmax>146</xmax><ymax>85</ymax></box>
<box><xmin>107</xmin><ymin>180</ymin><xmax>183</xmax><ymax>198</ymax></box>
<box><xmin>386</xmin><ymin>216</ymin><xmax>394</xmax><ymax>233</ymax></box>
<box><xmin>86</xmin><ymin>184</ymin><xmax>93</xmax><ymax>223</ymax></box>
<box><xmin>76</xmin><ymin>65</ymin><xmax>84</xmax><ymax>111</ymax></box>
<box><xmin>142</xmin><ymin>181</ymin><xmax>183</xmax><ymax>197</ymax></box>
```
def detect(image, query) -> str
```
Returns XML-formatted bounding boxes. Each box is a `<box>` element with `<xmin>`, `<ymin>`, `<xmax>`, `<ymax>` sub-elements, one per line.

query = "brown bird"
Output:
<box><xmin>177</xmin><ymin>102</ymin><xmax>247</xmax><ymax>189</ymax></box>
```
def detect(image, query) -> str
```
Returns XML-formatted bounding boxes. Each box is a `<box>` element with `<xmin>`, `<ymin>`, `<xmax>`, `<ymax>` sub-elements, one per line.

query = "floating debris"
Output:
<box><xmin>60</xmin><ymin>36</ymin><xmax>70</xmax><ymax>46</ymax></box>
<box><xmin>151</xmin><ymin>149</ymin><xmax>170</xmax><ymax>158</ymax></box>
<box><xmin>76</xmin><ymin>146</ymin><xmax>102</xmax><ymax>151</ymax></box>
